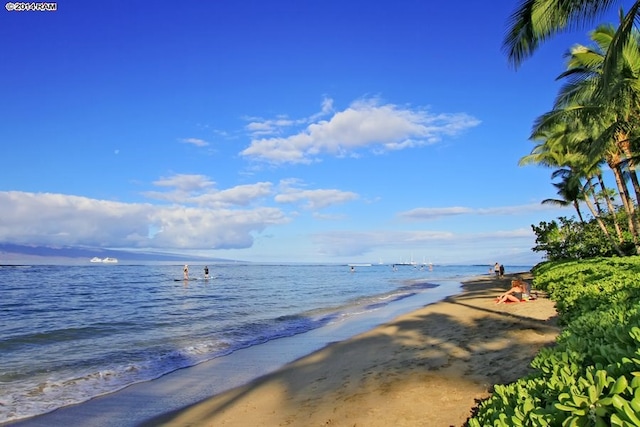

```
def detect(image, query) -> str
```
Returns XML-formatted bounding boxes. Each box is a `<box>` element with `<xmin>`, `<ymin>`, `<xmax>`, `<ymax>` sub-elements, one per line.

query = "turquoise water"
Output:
<box><xmin>0</xmin><ymin>263</ymin><xmax>517</xmax><ymax>424</ymax></box>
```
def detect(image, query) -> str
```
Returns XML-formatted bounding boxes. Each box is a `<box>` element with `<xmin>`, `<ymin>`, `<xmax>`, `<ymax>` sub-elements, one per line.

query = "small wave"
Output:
<box><xmin>0</xmin><ymin>339</ymin><xmax>236</xmax><ymax>423</ymax></box>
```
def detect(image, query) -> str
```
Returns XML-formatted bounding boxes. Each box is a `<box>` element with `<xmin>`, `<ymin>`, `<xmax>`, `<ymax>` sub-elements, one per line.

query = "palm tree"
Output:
<box><xmin>552</xmin><ymin>23</ymin><xmax>640</xmax><ymax>251</ymax></box>
<box><xmin>503</xmin><ymin>1</ymin><xmax>640</xmax><ymax>70</ymax></box>
<box><xmin>542</xmin><ymin>171</ymin><xmax>586</xmax><ymax>222</ymax></box>
<box><xmin>521</xmin><ymin>117</ymin><xmax>627</xmax><ymax>250</ymax></box>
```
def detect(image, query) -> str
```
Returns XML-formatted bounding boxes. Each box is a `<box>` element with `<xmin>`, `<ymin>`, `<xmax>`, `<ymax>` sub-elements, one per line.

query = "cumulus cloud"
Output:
<box><xmin>0</xmin><ymin>173</ymin><xmax>363</xmax><ymax>250</ymax></box>
<box><xmin>142</xmin><ymin>174</ymin><xmax>274</xmax><ymax>209</ymax></box>
<box><xmin>245</xmin><ymin>117</ymin><xmax>296</xmax><ymax>136</ymax></box>
<box><xmin>240</xmin><ymin>97</ymin><xmax>480</xmax><ymax>164</ymax></box>
<box><xmin>145</xmin><ymin>174</ymin><xmax>357</xmax><ymax>212</ymax></box>
<box><xmin>0</xmin><ymin>191</ymin><xmax>289</xmax><ymax>250</ymax></box>
<box><xmin>245</xmin><ymin>97</ymin><xmax>335</xmax><ymax>138</ymax></box>
<box><xmin>274</xmin><ymin>179</ymin><xmax>358</xmax><ymax>210</ymax></box>
<box><xmin>397</xmin><ymin>203</ymin><xmax>557</xmax><ymax>221</ymax></box>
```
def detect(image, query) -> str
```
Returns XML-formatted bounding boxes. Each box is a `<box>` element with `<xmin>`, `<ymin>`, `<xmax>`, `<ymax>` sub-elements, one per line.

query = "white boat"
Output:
<box><xmin>90</xmin><ymin>257</ymin><xmax>103</xmax><ymax>263</ymax></box>
<box><xmin>102</xmin><ymin>257</ymin><xmax>118</xmax><ymax>263</ymax></box>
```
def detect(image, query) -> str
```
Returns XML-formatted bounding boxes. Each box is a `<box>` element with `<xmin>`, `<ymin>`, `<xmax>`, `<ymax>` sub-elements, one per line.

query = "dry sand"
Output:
<box><xmin>142</xmin><ymin>273</ymin><xmax>559</xmax><ymax>427</ymax></box>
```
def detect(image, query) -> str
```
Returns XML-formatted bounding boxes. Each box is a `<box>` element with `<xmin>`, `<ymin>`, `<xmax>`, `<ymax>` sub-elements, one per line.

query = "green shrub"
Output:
<box><xmin>467</xmin><ymin>257</ymin><xmax>640</xmax><ymax>426</ymax></box>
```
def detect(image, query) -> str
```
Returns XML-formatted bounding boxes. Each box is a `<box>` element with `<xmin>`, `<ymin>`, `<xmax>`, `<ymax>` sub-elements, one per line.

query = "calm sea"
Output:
<box><xmin>0</xmin><ymin>262</ymin><xmax>520</xmax><ymax>424</ymax></box>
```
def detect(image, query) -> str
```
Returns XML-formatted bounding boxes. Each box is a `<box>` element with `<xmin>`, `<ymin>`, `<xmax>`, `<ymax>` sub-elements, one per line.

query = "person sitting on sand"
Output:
<box><xmin>495</xmin><ymin>279</ymin><xmax>526</xmax><ymax>304</ymax></box>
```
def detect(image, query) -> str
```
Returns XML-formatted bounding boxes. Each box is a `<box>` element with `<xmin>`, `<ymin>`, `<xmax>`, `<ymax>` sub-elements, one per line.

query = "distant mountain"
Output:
<box><xmin>0</xmin><ymin>243</ymin><xmax>234</xmax><ymax>263</ymax></box>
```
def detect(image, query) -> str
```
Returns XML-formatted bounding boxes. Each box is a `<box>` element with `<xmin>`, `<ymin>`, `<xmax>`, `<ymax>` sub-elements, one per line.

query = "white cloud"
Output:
<box><xmin>143</xmin><ymin>174</ymin><xmax>275</xmax><ymax>208</ymax></box>
<box><xmin>0</xmin><ymin>190</ymin><xmax>542</xmax><ymax>263</ymax></box>
<box><xmin>245</xmin><ymin>97</ymin><xmax>335</xmax><ymax>138</ymax></box>
<box><xmin>153</xmin><ymin>174</ymin><xmax>215</xmax><ymax>192</ymax></box>
<box><xmin>146</xmin><ymin>174</ymin><xmax>358</xmax><ymax>212</ymax></box>
<box><xmin>240</xmin><ymin>97</ymin><xmax>481</xmax><ymax>164</ymax></box>
<box><xmin>0</xmin><ymin>191</ymin><xmax>289</xmax><ymax>250</ymax></box>
<box><xmin>245</xmin><ymin>117</ymin><xmax>296</xmax><ymax>136</ymax></box>
<box><xmin>397</xmin><ymin>203</ymin><xmax>559</xmax><ymax>221</ymax></box>
<box><xmin>193</xmin><ymin>182</ymin><xmax>274</xmax><ymax>208</ymax></box>
<box><xmin>143</xmin><ymin>174</ymin><xmax>217</xmax><ymax>204</ymax></box>
<box><xmin>181</xmin><ymin>138</ymin><xmax>209</xmax><ymax>147</ymax></box>
<box><xmin>307</xmin><ymin>96</ymin><xmax>334</xmax><ymax>122</ymax></box>
<box><xmin>311</xmin><ymin>228</ymin><xmax>534</xmax><ymax>259</ymax></box>
<box><xmin>275</xmin><ymin>180</ymin><xmax>358</xmax><ymax>210</ymax></box>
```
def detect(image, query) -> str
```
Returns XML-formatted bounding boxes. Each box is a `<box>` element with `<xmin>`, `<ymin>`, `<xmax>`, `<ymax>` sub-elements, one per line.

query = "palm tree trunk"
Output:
<box><xmin>586</xmin><ymin>179</ymin><xmax>604</xmax><ymax>215</ymax></box>
<box><xmin>611</xmin><ymin>158</ymin><xmax>640</xmax><ymax>254</ymax></box>
<box><xmin>582</xmin><ymin>193</ymin><xmax>625</xmax><ymax>256</ymax></box>
<box><xmin>597</xmin><ymin>173</ymin><xmax>624</xmax><ymax>242</ymax></box>
<box><xmin>618</xmin><ymin>137</ymin><xmax>640</xmax><ymax>205</ymax></box>
<box><xmin>572</xmin><ymin>200</ymin><xmax>585</xmax><ymax>223</ymax></box>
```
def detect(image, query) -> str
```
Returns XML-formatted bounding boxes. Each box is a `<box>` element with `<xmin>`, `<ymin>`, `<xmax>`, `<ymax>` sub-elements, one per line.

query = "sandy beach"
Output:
<box><xmin>141</xmin><ymin>273</ymin><xmax>559</xmax><ymax>427</ymax></box>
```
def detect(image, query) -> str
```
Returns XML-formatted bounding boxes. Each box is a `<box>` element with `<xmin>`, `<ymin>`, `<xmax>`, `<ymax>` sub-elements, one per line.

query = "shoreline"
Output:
<box><xmin>7</xmin><ymin>277</ymin><xmax>463</xmax><ymax>427</ymax></box>
<box><xmin>142</xmin><ymin>272</ymin><xmax>559</xmax><ymax>427</ymax></box>
<box><xmin>8</xmin><ymin>272</ymin><xmax>558</xmax><ymax>427</ymax></box>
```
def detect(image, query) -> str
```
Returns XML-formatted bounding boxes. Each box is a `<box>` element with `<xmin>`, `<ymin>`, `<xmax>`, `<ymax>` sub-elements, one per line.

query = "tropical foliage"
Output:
<box><xmin>467</xmin><ymin>257</ymin><xmax>640</xmax><ymax>426</ymax></box>
<box><xmin>531</xmin><ymin>215</ymin><xmax>635</xmax><ymax>260</ymax></box>
<box><xmin>516</xmin><ymin>13</ymin><xmax>640</xmax><ymax>259</ymax></box>
<box><xmin>465</xmin><ymin>2</ymin><xmax>640</xmax><ymax>425</ymax></box>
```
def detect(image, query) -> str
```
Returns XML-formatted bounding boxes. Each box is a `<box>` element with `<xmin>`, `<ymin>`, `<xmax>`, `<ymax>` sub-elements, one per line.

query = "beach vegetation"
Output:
<box><xmin>467</xmin><ymin>257</ymin><xmax>640</xmax><ymax>426</ymax></box>
<box><xmin>482</xmin><ymin>2</ymin><xmax>640</xmax><ymax>425</ymax></box>
<box><xmin>531</xmin><ymin>216</ymin><xmax>635</xmax><ymax>261</ymax></box>
<box><xmin>520</xmin><ymin>19</ymin><xmax>640</xmax><ymax>260</ymax></box>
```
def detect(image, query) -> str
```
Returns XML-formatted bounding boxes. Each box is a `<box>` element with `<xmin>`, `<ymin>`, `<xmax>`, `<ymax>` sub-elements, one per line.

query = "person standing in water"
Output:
<box><xmin>183</xmin><ymin>264</ymin><xmax>189</xmax><ymax>280</ymax></box>
<box><xmin>204</xmin><ymin>265</ymin><xmax>209</xmax><ymax>279</ymax></box>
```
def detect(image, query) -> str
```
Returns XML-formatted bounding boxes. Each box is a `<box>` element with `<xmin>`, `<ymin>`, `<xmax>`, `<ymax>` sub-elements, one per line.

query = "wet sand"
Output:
<box><xmin>141</xmin><ymin>273</ymin><xmax>559</xmax><ymax>427</ymax></box>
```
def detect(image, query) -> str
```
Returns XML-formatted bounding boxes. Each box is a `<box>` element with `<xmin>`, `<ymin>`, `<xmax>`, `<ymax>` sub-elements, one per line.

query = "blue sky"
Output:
<box><xmin>0</xmin><ymin>1</ymin><xmax>616</xmax><ymax>264</ymax></box>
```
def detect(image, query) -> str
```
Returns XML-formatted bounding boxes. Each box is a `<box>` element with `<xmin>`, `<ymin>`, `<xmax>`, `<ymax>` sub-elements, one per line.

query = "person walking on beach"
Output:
<box><xmin>494</xmin><ymin>263</ymin><xmax>500</xmax><ymax>277</ymax></box>
<box><xmin>183</xmin><ymin>264</ymin><xmax>189</xmax><ymax>280</ymax></box>
<box><xmin>499</xmin><ymin>264</ymin><xmax>505</xmax><ymax>278</ymax></box>
<box><xmin>204</xmin><ymin>265</ymin><xmax>209</xmax><ymax>279</ymax></box>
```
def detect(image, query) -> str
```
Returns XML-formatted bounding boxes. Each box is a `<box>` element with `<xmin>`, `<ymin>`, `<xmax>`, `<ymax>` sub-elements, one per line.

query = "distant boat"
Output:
<box><xmin>393</xmin><ymin>260</ymin><xmax>417</xmax><ymax>266</ymax></box>
<box><xmin>90</xmin><ymin>257</ymin><xmax>118</xmax><ymax>263</ymax></box>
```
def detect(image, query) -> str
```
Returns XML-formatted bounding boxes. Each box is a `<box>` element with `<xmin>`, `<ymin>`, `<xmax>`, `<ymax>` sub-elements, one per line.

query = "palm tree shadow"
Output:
<box><xmin>140</xmin><ymin>287</ymin><xmax>559</xmax><ymax>426</ymax></box>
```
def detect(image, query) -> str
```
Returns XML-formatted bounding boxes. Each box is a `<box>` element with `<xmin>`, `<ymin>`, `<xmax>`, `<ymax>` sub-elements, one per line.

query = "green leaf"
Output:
<box><xmin>622</xmin><ymin>400</ymin><xmax>640</xmax><ymax>425</ymax></box>
<box><xmin>556</xmin><ymin>403</ymin><xmax>577</xmax><ymax>412</ymax></box>
<box><xmin>611</xmin><ymin>376</ymin><xmax>629</xmax><ymax>395</ymax></box>
<box><xmin>572</xmin><ymin>395</ymin><xmax>590</xmax><ymax>407</ymax></box>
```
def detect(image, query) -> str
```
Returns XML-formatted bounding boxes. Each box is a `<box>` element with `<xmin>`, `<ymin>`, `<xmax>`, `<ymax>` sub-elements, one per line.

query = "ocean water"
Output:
<box><xmin>0</xmin><ymin>262</ymin><xmax>517</xmax><ymax>424</ymax></box>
